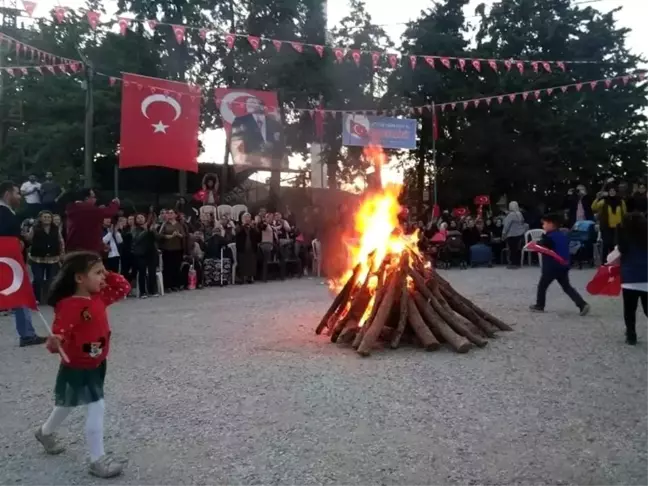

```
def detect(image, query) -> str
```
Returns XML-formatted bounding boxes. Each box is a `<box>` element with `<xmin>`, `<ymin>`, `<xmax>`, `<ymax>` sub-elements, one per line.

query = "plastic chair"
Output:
<box><xmin>312</xmin><ymin>239</ymin><xmax>322</xmax><ymax>277</ymax></box>
<box><xmin>217</xmin><ymin>204</ymin><xmax>233</xmax><ymax>220</ymax></box>
<box><xmin>231</xmin><ymin>204</ymin><xmax>248</xmax><ymax>222</ymax></box>
<box><xmin>228</xmin><ymin>242</ymin><xmax>237</xmax><ymax>284</ymax></box>
<box><xmin>521</xmin><ymin>229</ymin><xmax>544</xmax><ymax>266</ymax></box>
<box><xmin>199</xmin><ymin>205</ymin><xmax>217</xmax><ymax>224</ymax></box>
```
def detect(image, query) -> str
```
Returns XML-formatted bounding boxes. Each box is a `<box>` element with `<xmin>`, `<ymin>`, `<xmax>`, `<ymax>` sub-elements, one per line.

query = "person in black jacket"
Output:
<box><xmin>0</xmin><ymin>180</ymin><xmax>46</xmax><ymax>347</ymax></box>
<box><xmin>130</xmin><ymin>214</ymin><xmax>159</xmax><ymax>298</ymax></box>
<box><xmin>564</xmin><ymin>184</ymin><xmax>594</xmax><ymax>227</ymax></box>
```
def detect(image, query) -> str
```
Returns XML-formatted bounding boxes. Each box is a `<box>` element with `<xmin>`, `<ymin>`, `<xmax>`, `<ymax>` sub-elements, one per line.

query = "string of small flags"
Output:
<box><xmin>0</xmin><ymin>63</ymin><xmax>81</xmax><ymax>77</ymax></box>
<box><xmin>100</xmin><ymin>71</ymin><xmax>646</xmax><ymax>117</ymax></box>
<box><xmin>35</xmin><ymin>2</ymin><xmax>607</xmax><ymax>73</ymax></box>
<box><xmin>0</xmin><ymin>32</ymin><xmax>80</xmax><ymax>66</ymax></box>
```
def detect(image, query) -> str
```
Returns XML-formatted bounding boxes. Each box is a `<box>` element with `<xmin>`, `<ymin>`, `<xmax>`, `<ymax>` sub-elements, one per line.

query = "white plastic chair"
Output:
<box><xmin>521</xmin><ymin>229</ymin><xmax>544</xmax><ymax>266</ymax></box>
<box><xmin>199</xmin><ymin>205</ymin><xmax>217</xmax><ymax>224</ymax></box>
<box><xmin>228</xmin><ymin>242</ymin><xmax>237</xmax><ymax>284</ymax></box>
<box><xmin>311</xmin><ymin>239</ymin><xmax>322</xmax><ymax>277</ymax></box>
<box><xmin>217</xmin><ymin>204</ymin><xmax>233</xmax><ymax>220</ymax></box>
<box><xmin>231</xmin><ymin>204</ymin><xmax>248</xmax><ymax>222</ymax></box>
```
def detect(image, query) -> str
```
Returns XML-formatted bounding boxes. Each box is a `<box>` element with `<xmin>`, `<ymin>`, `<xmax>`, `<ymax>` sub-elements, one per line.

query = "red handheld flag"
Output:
<box><xmin>0</xmin><ymin>237</ymin><xmax>38</xmax><ymax>310</ymax></box>
<box><xmin>523</xmin><ymin>241</ymin><xmax>568</xmax><ymax>266</ymax></box>
<box><xmin>119</xmin><ymin>73</ymin><xmax>200</xmax><ymax>172</ymax></box>
<box><xmin>586</xmin><ymin>265</ymin><xmax>621</xmax><ymax>296</ymax></box>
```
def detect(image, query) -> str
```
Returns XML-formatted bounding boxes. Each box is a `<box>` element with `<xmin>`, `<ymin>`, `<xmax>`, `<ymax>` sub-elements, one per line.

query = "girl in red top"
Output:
<box><xmin>35</xmin><ymin>251</ymin><xmax>131</xmax><ymax>478</ymax></box>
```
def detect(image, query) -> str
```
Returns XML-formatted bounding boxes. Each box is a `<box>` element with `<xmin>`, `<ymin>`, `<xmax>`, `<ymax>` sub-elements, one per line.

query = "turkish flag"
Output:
<box><xmin>0</xmin><ymin>237</ymin><xmax>37</xmax><ymax>310</ymax></box>
<box><xmin>119</xmin><ymin>73</ymin><xmax>200</xmax><ymax>172</ymax></box>
<box><xmin>523</xmin><ymin>241</ymin><xmax>568</xmax><ymax>266</ymax></box>
<box><xmin>586</xmin><ymin>265</ymin><xmax>621</xmax><ymax>296</ymax></box>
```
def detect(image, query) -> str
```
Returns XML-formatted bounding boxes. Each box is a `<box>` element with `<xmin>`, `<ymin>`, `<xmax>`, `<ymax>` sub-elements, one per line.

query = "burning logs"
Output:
<box><xmin>316</xmin><ymin>251</ymin><xmax>512</xmax><ymax>357</ymax></box>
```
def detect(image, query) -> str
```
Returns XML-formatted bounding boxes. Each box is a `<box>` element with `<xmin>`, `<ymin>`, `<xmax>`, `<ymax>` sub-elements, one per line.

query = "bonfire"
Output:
<box><xmin>315</xmin><ymin>146</ymin><xmax>512</xmax><ymax>356</ymax></box>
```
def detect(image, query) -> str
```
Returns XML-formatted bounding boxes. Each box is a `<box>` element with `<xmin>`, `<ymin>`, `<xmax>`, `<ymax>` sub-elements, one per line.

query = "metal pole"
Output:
<box><xmin>432</xmin><ymin>101</ymin><xmax>437</xmax><ymax>207</ymax></box>
<box><xmin>113</xmin><ymin>164</ymin><xmax>119</xmax><ymax>198</ymax></box>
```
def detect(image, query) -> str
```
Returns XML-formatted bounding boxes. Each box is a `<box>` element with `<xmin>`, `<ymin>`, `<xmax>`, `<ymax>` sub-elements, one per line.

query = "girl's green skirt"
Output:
<box><xmin>54</xmin><ymin>360</ymin><xmax>106</xmax><ymax>407</ymax></box>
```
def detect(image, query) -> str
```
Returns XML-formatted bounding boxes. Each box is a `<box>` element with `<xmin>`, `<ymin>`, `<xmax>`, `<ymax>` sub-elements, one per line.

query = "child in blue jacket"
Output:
<box><xmin>530</xmin><ymin>213</ymin><xmax>590</xmax><ymax>315</ymax></box>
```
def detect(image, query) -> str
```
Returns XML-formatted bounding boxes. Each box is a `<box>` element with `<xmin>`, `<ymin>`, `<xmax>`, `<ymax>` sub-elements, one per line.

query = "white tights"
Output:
<box><xmin>41</xmin><ymin>399</ymin><xmax>105</xmax><ymax>462</ymax></box>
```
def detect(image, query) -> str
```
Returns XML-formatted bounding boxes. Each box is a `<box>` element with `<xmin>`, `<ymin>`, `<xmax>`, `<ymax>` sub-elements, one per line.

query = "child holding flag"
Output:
<box><xmin>35</xmin><ymin>252</ymin><xmax>130</xmax><ymax>478</ymax></box>
<box><xmin>529</xmin><ymin>213</ymin><xmax>590</xmax><ymax>316</ymax></box>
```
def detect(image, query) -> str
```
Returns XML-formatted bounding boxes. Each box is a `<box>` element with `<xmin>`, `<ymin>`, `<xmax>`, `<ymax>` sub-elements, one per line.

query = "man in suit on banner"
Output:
<box><xmin>230</xmin><ymin>97</ymin><xmax>285</xmax><ymax>170</ymax></box>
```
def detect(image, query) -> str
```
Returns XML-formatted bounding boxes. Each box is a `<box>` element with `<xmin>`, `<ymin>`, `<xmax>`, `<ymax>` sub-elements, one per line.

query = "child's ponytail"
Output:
<box><xmin>47</xmin><ymin>251</ymin><xmax>102</xmax><ymax>307</ymax></box>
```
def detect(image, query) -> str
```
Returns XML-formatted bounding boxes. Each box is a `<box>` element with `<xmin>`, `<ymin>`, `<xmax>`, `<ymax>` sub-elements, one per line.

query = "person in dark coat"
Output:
<box><xmin>0</xmin><ymin>180</ymin><xmax>46</xmax><ymax>347</ymax></box>
<box><xmin>234</xmin><ymin>212</ymin><xmax>261</xmax><ymax>283</ymax></box>
<box><xmin>564</xmin><ymin>184</ymin><xmax>594</xmax><ymax>227</ymax></box>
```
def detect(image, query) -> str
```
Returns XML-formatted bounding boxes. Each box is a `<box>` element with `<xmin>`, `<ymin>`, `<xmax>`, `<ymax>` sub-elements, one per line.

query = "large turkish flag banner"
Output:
<box><xmin>0</xmin><ymin>237</ymin><xmax>37</xmax><ymax>310</ymax></box>
<box><xmin>119</xmin><ymin>73</ymin><xmax>200</xmax><ymax>172</ymax></box>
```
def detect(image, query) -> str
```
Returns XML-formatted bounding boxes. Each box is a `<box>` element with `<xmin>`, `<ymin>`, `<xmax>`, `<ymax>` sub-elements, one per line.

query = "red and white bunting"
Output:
<box><xmin>410</xmin><ymin>55</ymin><xmax>417</xmax><ymax>69</ymax></box>
<box><xmin>450</xmin><ymin>102</ymin><xmax>457</xmax><ymax>110</ymax></box>
<box><xmin>497</xmin><ymin>95</ymin><xmax>504</xmax><ymax>104</ymax></box>
<box><xmin>556</xmin><ymin>61</ymin><xmax>566</xmax><ymax>71</ymax></box>
<box><xmin>604</xmin><ymin>79</ymin><xmax>612</xmax><ymax>88</ymax></box>
<box><xmin>504</xmin><ymin>59</ymin><xmax>512</xmax><ymax>71</ymax></box>
<box><xmin>488</xmin><ymin>60</ymin><xmax>497</xmax><ymax>72</ymax></box>
<box><xmin>472</xmin><ymin>99</ymin><xmax>480</xmax><ymax>108</ymax></box>
<box><xmin>5</xmin><ymin>68</ymin><xmax>15</xmax><ymax>76</ymax></box>
<box><xmin>45</xmin><ymin>65</ymin><xmax>56</xmax><ymax>74</ymax></box>
<box><xmin>86</xmin><ymin>11</ymin><xmax>100</xmax><ymax>30</ymax></box>
<box><xmin>622</xmin><ymin>75</ymin><xmax>629</xmax><ymax>85</ymax></box>
<box><xmin>224</xmin><ymin>34</ymin><xmax>235</xmax><ymax>50</ymax></box>
<box><xmin>462</xmin><ymin>101</ymin><xmax>469</xmax><ymax>110</ymax></box>
<box><xmin>118</xmin><ymin>18</ymin><xmax>129</xmax><ymax>36</ymax></box>
<box><xmin>522</xmin><ymin>92</ymin><xmax>529</xmax><ymax>100</ymax></box>
<box><xmin>69</xmin><ymin>62</ymin><xmax>80</xmax><ymax>73</ymax></box>
<box><xmin>561</xmin><ymin>85</ymin><xmax>568</xmax><ymax>93</ymax></box>
<box><xmin>546</xmin><ymin>88</ymin><xmax>554</xmax><ymax>95</ymax></box>
<box><xmin>508</xmin><ymin>93</ymin><xmax>516</xmax><ymax>102</ymax></box>
<box><xmin>53</xmin><ymin>6</ymin><xmax>66</xmax><ymax>23</ymax></box>
<box><xmin>290</xmin><ymin>42</ymin><xmax>303</xmax><ymax>53</ymax></box>
<box><xmin>351</xmin><ymin>50</ymin><xmax>361</xmax><ymax>66</ymax></box>
<box><xmin>109</xmin><ymin>77</ymin><xmax>118</xmax><ymax>86</ymax></box>
<box><xmin>458</xmin><ymin>58</ymin><xmax>466</xmax><ymax>71</ymax></box>
<box><xmin>34</xmin><ymin>66</ymin><xmax>42</xmax><ymax>75</ymax></box>
<box><xmin>485</xmin><ymin>98</ymin><xmax>492</xmax><ymax>106</ymax></box>
<box><xmin>15</xmin><ymin>42</ymin><xmax>21</xmax><ymax>55</ymax></box>
<box><xmin>440</xmin><ymin>57</ymin><xmax>451</xmax><ymax>69</ymax></box>
<box><xmin>531</xmin><ymin>61</ymin><xmax>539</xmax><ymax>73</ymax></box>
<box><xmin>23</xmin><ymin>0</ymin><xmax>37</xmax><ymax>17</ymax></box>
<box><xmin>388</xmin><ymin>54</ymin><xmax>399</xmax><ymax>69</ymax></box>
<box><xmin>199</xmin><ymin>29</ymin><xmax>208</xmax><ymax>41</ymax></box>
<box><xmin>147</xmin><ymin>19</ymin><xmax>157</xmax><ymax>30</ymax></box>
<box><xmin>371</xmin><ymin>51</ymin><xmax>380</xmax><ymax>68</ymax></box>
<box><xmin>333</xmin><ymin>48</ymin><xmax>345</xmax><ymax>63</ymax></box>
<box><xmin>589</xmin><ymin>80</ymin><xmax>597</xmax><ymax>90</ymax></box>
<box><xmin>440</xmin><ymin>104</ymin><xmax>446</xmax><ymax>112</ymax></box>
<box><xmin>575</xmin><ymin>83</ymin><xmax>583</xmax><ymax>92</ymax></box>
<box><xmin>247</xmin><ymin>35</ymin><xmax>260</xmax><ymax>51</ymax></box>
<box><xmin>542</xmin><ymin>62</ymin><xmax>551</xmax><ymax>73</ymax></box>
<box><xmin>471</xmin><ymin>59</ymin><xmax>481</xmax><ymax>72</ymax></box>
<box><xmin>515</xmin><ymin>61</ymin><xmax>524</xmax><ymax>73</ymax></box>
<box><xmin>172</xmin><ymin>25</ymin><xmax>185</xmax><ymax>44</ymax></box>
<box><xmin>314</xmin><ymin>45</ymin><xmax>325</xmax><ymax>57</ymax></box>
<box><xmin>424</xmin><ymin>56</ymin><xmax>435</xmax><ymax>68</ymax></box>
<box><xmin>534</xmin><ymin>90</ymin><xmax>541</xmax><ymax>100</ymax></box>
<box><xmin>272</xmin><ymin>39</ymin><xmax>282</xmax><ymax>51</ymax></box>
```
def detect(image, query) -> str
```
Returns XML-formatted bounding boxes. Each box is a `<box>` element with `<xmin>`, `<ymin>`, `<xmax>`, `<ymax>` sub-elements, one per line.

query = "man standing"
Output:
<box><xmin>0</xmin><ymin>180</ymin><xmax>46</xmax><ymax>347</ymax></box>
<box><xmin>39</xmin><ymin>171</ymin><xmax>62</xmax><ymax>213</ymax></box>
<box><xmin>66</xmin><ymin>189</ymin><xmax>120</xmax><ymax>253</ymax></box>
<box><xmin>20</xmin><ymin>174</ymin><xmax>41</xmax><ymax>217</ymax></box>
<box><xmin>230</xmin><ymin>97</ymin><xmax>285</xmax><ymax>170</ymax></box>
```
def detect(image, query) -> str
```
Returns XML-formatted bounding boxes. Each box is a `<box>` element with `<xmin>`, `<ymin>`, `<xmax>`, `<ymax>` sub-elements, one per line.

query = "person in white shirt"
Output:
<box><xmin>20</xmin><ymin>174</ymin><xmax>41</xmax><ymax>217</ymax></box>
<box><xmin>101</xmin><ymin>217</ymin><xmax>123</xmax><ymax>273</ymax></box>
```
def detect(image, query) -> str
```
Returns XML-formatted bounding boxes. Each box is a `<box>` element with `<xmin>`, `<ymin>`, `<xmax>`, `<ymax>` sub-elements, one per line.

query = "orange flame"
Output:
<box><xmin>329</xmin><ymin>146</ymin><xmax>420</xmax><ymax>314</ymax></box>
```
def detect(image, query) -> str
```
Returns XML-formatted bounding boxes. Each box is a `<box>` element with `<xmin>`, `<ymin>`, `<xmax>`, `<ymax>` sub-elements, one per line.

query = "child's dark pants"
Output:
<box><xmin>536</xmin><ymin>268</ymin><xmax>587</xmax><ymax>310</ymax></box>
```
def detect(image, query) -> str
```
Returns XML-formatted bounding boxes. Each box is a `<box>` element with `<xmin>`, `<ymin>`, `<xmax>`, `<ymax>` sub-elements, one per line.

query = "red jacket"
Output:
<box><xmin>66</xmin><ymin>201</ymin><xmax>119</xmax><ymax>254</ymax></box>
<box><xmin>49</xmin><ymin>272</ymin><xmax>131</xmax><ymax>368</ymax></box>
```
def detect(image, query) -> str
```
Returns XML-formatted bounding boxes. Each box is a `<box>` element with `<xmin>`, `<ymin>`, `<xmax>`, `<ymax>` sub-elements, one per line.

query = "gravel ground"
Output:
<box><xmin>0</xmin><ymin>267</ymin><xmax>646</xmax><ymax>485</ymax></box>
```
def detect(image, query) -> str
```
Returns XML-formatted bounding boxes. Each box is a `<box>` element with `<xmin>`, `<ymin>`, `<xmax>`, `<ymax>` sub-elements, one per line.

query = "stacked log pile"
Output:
<box><xmin>315</xmin><ymin>251</ymin><xmax>512</xmax><ymax>357</ymax></box>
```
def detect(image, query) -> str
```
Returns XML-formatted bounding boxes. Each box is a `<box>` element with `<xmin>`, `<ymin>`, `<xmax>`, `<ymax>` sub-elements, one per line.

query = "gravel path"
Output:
<box><xmin>0</xmin><ymin>267</ymin><xmax>645</xmax><ymax>485</ymax></box>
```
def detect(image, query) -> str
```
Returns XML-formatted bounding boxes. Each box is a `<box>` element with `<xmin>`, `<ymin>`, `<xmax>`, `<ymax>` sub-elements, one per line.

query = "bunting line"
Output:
<box><xmin>0</xmin><ymin>32</ymin><xmax>81</xmax><ymax>66</ymax></box>
<box><xmin>32</xmin><ymin>3</ymin><xmax>609</xmax><ymax>73</ymax></box>
<box><xmin>0</xmin><ymin>63</ymin><xmax>81</xmax><ymax>76</ymax></box>
<box><xmin>98</xmin><ymin>71</ymin><xmax>646</xmax><ymax>117</ymax></box>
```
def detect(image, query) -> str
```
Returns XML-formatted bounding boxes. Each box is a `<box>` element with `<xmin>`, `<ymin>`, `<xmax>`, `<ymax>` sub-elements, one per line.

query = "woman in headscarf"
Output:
<box><xmin>592</xmin><ymin>185</ymin><xmax>627</xmax><ymax>259</ymax></box>
<box><xmin>502</xmin><ymin>201</ymin><xmax>527</xmax><ymax>268</ymax></box>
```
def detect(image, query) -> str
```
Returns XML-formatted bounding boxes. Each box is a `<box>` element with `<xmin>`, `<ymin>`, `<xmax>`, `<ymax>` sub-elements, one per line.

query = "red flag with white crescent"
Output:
<box><xmin>86</xmin><ymin>10</ymin><xmax>100</xmax><ymax>29</ymax></box>
<box><xmin>272</xmin><ymin>39</ymin><xmax>282</xmax><ymax>51</ymax></box>
<box><xmin>524</xmin><ymin>241</ymin><xmax>568</xmax><ymax>266</ymax></box>
<box><xmin>119</xmin><ymin>73</ymin><xmax>200</xmax><ymax>172</ymax></box>
<box><xmin>22</xmin><ymin>0</ymin><xmax>37</xmax><ymax>17</ymax></box>
<box><xmin>314</xmin><ymin>45</ymin><xmax>325</xmax><ymax>57</ymax></box>
<box><xmin>424</xmin><ymin>56</ymin><xmax>435</xmax><ymax>68</ymax></box>
<box><xmin>0</xmin><ymin>237</ymin><xmax>37</xmax><ymax>310</ymax></box>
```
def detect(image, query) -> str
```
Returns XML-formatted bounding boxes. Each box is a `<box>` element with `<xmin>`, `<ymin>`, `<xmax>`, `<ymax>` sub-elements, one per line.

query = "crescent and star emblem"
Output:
<box><xmin>140</xmin><ymin>94</ymin><xmax>182</xmax><ymax>134</ymax></box>
<box><xmin>0</xmin><ymin>257</ymin><xmax>24</xmax><ymax>296</ymax></box>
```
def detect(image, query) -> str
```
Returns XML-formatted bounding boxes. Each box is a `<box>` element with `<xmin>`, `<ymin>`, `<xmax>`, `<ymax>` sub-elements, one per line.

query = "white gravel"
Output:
<box><xmin>0</xmin><ymin>267</ymin><xmax>645</xmax><ymax>485</ymax></box>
